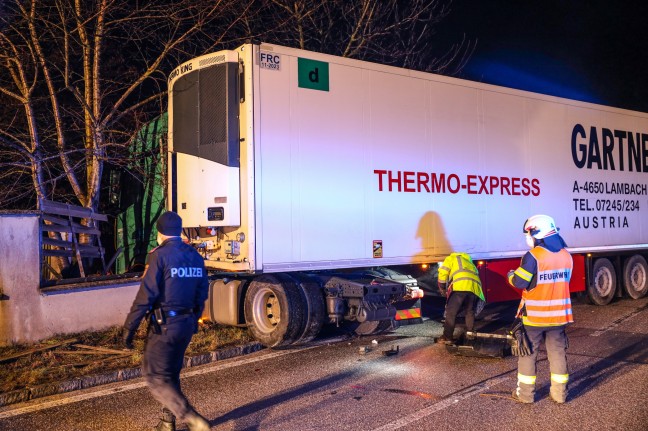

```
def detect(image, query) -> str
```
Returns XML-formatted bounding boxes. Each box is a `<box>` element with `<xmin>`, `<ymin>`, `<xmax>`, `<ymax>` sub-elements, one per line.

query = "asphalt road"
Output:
<box><xmin>1</xmin><ymin>296</ymin><xmax>647</xmax><ymax>431</ymax></box>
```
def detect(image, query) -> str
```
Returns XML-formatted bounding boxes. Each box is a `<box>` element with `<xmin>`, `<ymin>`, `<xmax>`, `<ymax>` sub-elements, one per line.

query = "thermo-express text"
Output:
<box><xmin>374</xmin><ymin>170</ymin><xmax>541</xmax><ymax>196</ymax></box>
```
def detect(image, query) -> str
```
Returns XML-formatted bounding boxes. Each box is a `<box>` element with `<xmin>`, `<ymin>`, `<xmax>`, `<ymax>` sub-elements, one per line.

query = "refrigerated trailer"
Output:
<box><xmin>166</xmin><ymin>42</ymin><xmax>648</xmax><ymax>347</ymax></box>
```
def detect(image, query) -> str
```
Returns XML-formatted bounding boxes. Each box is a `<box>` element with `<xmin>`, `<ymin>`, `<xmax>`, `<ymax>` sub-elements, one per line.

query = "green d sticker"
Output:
<box><xmin>298</xmin><ymin>58</ymin><xmax>329</xmax><ymax>91</ymax></box>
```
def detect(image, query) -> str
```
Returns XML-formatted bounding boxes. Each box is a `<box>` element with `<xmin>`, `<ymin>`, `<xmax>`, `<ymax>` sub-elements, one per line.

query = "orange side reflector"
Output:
<box><xmin>395</xmin><ymin>308</ymin><xmax>422</xmax><ymax>320</ymax></box>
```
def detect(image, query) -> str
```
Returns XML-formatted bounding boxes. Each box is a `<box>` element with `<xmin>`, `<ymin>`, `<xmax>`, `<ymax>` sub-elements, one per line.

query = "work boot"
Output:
<box><xmin>550</xmin><ymin>383</ymin><xmax>567</xmax><ymax>403</ymax></box>
<box><xmin>185</xmin><ymin>411</ymin><xmax>210</xmax><ymax>431</ymax></box>
<box><xmin>549</xmin><ymin>394</ymin><xmax>566</xmax><ymax>404</ymax></box>
<box><xmin>511</xmin><ymin>389</ymin><xmax>533</xmax><ymax>404</ymax></box>
<box><xmin>436</xmin><ymin>335</ymin><xmax>454</xmax><ymax>345</ymax></box>
<box><xmin>549</xmin><ymin>388</ymin><xmax>567</xmax><ymax>404</ymax></box>
<box><xmin>154</xmin><ymin>408</ymin><xmax>175</xmax><ymax>431</ymax></box>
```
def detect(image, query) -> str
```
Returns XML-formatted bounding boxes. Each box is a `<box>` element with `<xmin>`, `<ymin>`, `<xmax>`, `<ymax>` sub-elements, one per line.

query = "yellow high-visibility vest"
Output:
<box><xmin>438</xmin><ymin>252</ymin><xmax>484</xmax><ymax>301</ymax></box>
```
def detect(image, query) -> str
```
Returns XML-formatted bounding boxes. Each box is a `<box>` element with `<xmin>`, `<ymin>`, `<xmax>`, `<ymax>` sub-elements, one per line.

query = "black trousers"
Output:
<box><xmin>444</xmin><ymin>291</ymin><xmax>477</xmax><ymax>339</ymax></box>
<box><xmin>143</xmin><ymin>314</ymin><xmax>196</xmax><ymax>420</ymax></box>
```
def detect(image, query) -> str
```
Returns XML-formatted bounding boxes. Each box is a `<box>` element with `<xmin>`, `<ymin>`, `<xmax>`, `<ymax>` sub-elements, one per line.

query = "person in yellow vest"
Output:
<box><xmin>508</xmin><ymin>214</ymin><xmax>573</xmax><ymax>404</ymax></box>
<box><xmin>436</xmin><ymin>252</ymin><xmax>485</xmax><ymax>344</ymax></box>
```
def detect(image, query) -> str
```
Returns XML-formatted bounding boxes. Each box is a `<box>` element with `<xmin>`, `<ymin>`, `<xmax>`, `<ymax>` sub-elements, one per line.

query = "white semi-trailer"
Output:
<box><xmin>167</xmin><ymin>43</ymin><xmax>648</xmax><ymax>347</ymax></box>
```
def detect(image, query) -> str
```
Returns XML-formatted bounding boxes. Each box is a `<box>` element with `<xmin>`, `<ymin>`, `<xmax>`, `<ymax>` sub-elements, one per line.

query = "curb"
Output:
<box><xmin>0</xmin><ymin>342</ymin><xmax>263</xmax><ymax>408</ymax></box>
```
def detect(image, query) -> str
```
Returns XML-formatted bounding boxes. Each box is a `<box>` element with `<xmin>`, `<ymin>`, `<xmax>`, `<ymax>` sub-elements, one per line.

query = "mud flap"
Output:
<box><xmin>394</xmin><ymin>299</ymin><xmax>423</xmax><ymax>326</ymax></box>
<box><xmin>446</xmin><ymin>332</ymin><xmax>512</xmax><ymax>358</ymax></box>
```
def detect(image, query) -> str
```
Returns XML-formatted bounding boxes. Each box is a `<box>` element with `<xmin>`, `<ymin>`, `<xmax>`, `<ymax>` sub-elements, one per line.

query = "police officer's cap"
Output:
<box><xmin>156</xmin><ymin>211</ymin><xmax>182</xmax><ymax>236</ymax></box>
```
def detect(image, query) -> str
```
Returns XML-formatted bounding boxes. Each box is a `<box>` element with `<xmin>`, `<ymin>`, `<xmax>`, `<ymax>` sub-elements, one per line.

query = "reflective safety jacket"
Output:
<box><xmin>509</xmin><ymin>246</ymin><xmax>573</xmax><ymax>326</ymax></box>
<box><xmin>438</xmin><ymin>252</ymin><xmax>485</xmax><ymax>301</ymax></box>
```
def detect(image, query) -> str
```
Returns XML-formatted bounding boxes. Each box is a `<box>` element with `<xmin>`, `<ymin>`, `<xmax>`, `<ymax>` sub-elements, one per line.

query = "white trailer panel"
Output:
<box><xmin>251</xmin><ymin>44</ymin><xmax>648</xmax><ymax>271</ymax></box>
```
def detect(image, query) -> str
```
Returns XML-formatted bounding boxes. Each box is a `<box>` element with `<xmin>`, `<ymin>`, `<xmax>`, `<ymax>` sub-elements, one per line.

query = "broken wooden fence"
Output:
<box><xmin>40</xmin><ymin>199</ymin><xmax>109</xmax><ymax>279</ymax></box>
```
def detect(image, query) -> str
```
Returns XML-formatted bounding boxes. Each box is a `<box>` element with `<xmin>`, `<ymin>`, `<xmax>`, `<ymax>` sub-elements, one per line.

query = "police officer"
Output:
<box><xmin>123</xmin><ymin>211</ymin><xmax>210</xmax><ymax>431</ymax></box>
<box><xmin>436</xmin><ymin>252</ymin><xmax>484</xmax><ymax>344</ymax></box>
<box><xmin>508</xmin><ymin>214</ymin><xmax>573</xmax><ymax>404</ymax></box>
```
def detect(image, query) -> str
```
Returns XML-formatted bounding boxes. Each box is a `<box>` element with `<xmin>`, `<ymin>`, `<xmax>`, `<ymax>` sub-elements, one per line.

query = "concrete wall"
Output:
<box><xmin>0</xmin><ymin>213</ymin><xmax>139</xmax><ymax>345</ymax></box>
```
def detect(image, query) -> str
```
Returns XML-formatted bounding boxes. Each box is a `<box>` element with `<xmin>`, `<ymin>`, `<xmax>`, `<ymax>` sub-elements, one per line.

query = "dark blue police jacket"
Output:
<box><xmin>124</xmin><ymin>237</ymin><xmax>209</xmax><ymax>332</ymax></box>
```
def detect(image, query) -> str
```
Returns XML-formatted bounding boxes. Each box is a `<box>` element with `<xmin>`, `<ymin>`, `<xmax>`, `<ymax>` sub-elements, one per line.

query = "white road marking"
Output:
<box><xmin>0</xmin><ymin>347</ymin><xmax>312</xmax><ymax>420</ymax></box>
<box><xmin>590</xmin><ymin>303</ymin><xmax>648</xmax><ymax>337</ymax></box>
<box><xmin>370</xmin><ymin>375</ymin><xmax>511</xmax><ymax>431</ymax></box>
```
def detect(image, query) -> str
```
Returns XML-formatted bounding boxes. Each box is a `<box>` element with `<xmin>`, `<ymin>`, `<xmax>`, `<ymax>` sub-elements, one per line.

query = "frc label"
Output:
<box><xmin>260</xmin><ymin>52</ymin><xmax>281</xmax><ymax>70</ymax></box>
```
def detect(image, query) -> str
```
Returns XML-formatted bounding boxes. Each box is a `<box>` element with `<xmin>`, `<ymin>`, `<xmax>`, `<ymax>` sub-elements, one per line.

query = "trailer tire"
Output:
<box><xmin>244</xmin><ymin>275</ymin><xmax>307</xmax><ymax>347</ymax></box>
<box><xmin>291</xmin><ymin>275</ymin><xmax>326</xmax><ymax>344</ymax></box>
<box><xmin>623</xmin><ymin>255</ymin><xmax>648</xmax><ymax>299</ymax></box>
<box><xmin>588</xmin><ymin>258</ymin><xmax>616</xmax><ymax>306</ymax></box>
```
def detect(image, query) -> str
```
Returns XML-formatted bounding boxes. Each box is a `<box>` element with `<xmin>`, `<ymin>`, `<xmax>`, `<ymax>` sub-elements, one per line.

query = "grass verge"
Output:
<box><xmin>0</xmin><ymin>322</ymin><xmax>253</xmax><ymax>394</ymax></box>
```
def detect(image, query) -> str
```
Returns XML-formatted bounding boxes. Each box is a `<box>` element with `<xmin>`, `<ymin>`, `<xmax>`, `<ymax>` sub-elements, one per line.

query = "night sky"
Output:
<box><xmin>437</xmin><ymin>1</ymin><xmax>648</xmax><ymax>113</ymax></box>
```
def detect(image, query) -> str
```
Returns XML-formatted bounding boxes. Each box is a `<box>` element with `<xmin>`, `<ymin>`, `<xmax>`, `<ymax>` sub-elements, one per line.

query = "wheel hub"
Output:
<box><xmin>595</xmin><ymin>267</ymin><xmax>613</xmax><ymax>296</ymax></box>
<box><xmin>629</xmin><ymin>264</ymin><xmax>646</xmax><ymax>289</ymax></box>
<box><xmin>252</xmin><ymin>287</ymin><xmax>281</xmax><ymax>334</ymax></box>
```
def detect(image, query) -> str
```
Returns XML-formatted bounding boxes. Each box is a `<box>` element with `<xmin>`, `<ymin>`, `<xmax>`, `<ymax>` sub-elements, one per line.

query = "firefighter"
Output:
<box><xmin>436</xmin><ymin>252</ymin><xmax>484</xmax><ymax>344</ymax></box>
<box><xmin>508</xmin><ymin>214</ymin><xmax>573</xmax><ymax>404</ymax></box>
<box><xmin>123</xmin><ymin>211</ymin><xmax>210</xmax><ymax>431</ymax></box>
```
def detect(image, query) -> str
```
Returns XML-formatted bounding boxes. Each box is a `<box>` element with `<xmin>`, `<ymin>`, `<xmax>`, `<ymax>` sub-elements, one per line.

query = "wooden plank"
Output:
<box><xmin>41</xmin><ymin>225</ymin><xmax>100</xmax><ymax>235</ymax></box>
<box><xmin>41</xmin><ymin>200</ymin><xmax>91</xmax><ymax>217</ymax></box>
<box><xmin>42</xmin><ymin>237</ymin><xmax>75</xmax><ymax>248</ymax></box>
<box><xmin>69</xmin><ymin>225</ymin><xmax>102</xmax><ymax>236</ymax></box>
<box><xmin>40</xmin><ymin>200</ymin><xmax>108</xmax><ymax>222</ymax></box>
<box><xmin>42</xmin><ymin>261</ymin><xmax>63</xmax><ymax>280</ymax></box>
<box><xmin>59</xmin><ymin>354</ymin><xmax>131</xmax><ymax>369</ymax></box>
<box><xmin>42</xmin><ymin>215</ymin><xmax>100</xmax><ymax>233</ymax></box>
<box><xmin>42</xmin><ymin>241</ymin><xmax>105</xmax><ymax>254</ymax></box>
<box><xmin>42</xmin><ymin>249</ymin><xmax>75</xmax><ymax>257</ymax></box>
<box><xmin>0</xmin><ymin>338</ymin><xmax>78</xmax><ymax>364</ymax></box>
<box><xmin>41</xmin><ymin>200</ymin><xmax>92</xmax><ymax>218</ymax></box>
<box><xmin>74</xmin><ymin>344</ymin><xmax>130</xmax><ymax>355</ymax></box>
<box><xmin>39</xmin><ymin>199</ymin><xmax>110</xmax><ymax>277</ymax></box>
<box><xmin>43</xmin><ymin>248</ymin><xmax>103</xmax><ymax>258</ymax></box>
<box><xmin>42</xmin><ymin>214</ymin><xmax>72</xmax><ymax>226</ymax></box>
<box><xmin>41</xmin><ymin>225</ymin><xmax>73</xmax><ymax>234</ymax></box>
<box><xmin>68</xmin><ymin>211</ymin><xmax>86</xmax><ymax>278</ymax></box>
<box><xmin>42</xmin><ymin>237</ymin><xmax>105</xmax><ymax>253</ymax></box>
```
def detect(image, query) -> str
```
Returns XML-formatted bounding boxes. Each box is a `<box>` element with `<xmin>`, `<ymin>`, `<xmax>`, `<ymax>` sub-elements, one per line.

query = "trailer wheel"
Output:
<box><xmin>244</xmin><ymin>275</ymin><xmax>307</xmax><ymax>347</ymax></box>
<box><xmin>588</xmin><ymin>258</ymin><xmax>616</xmax><ymax>306</ymax></box>
<box><xmin>292</xmin><ymin>276</ymin><xmax>326</xmax><ymax>344</ymax></box>
<box><xmin>623</xmin><ymin>255</ymin><xmax>648</xmax><ymax>299</ymax></box>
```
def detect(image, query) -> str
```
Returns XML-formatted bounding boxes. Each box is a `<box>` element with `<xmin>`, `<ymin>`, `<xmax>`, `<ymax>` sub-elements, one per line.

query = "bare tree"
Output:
<box><xmin>0</xmin><ymin>0</ymin><xmax>470</xmax><ymax>277</ymax></box>
<box><xmin>252</xmin><ymin>0</ymin><xmax>474</xmax><ymax>74</ymax></box>
<box><xmin>0</xmin><ymin>0</ymin><xmax>253</xmax><ymax>211</ymax></box>
<box><xmin>0</xmin><ymin>0</ymin><xmax>470</xmax><ymax>212</ymax></box>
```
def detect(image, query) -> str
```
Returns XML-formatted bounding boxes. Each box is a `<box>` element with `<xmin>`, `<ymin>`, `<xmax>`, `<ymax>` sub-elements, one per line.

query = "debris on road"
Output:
<box><xmin>382</xmin><ymin>345</ymin><xmax>399</xmax><ymax>356</ymax></box>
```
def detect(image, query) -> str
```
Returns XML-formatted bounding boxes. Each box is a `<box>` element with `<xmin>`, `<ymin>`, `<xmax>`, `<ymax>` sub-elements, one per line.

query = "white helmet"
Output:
<box><xmin>523</xmin><ymin>214</ymin><xmax>559</xmax><ymax>239</ymax></box>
